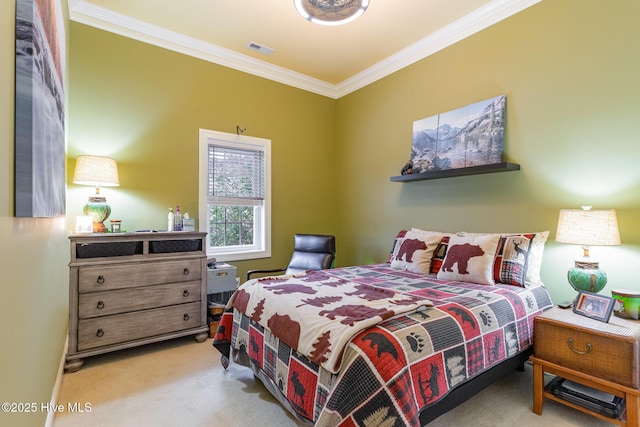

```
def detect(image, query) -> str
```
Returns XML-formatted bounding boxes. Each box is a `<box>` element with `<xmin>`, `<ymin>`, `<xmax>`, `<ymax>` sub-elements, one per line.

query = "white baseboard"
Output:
<box><xmin>45</xmin><ymin>334</ymin><xmax>68</xmax><ymax>427</ymax></box>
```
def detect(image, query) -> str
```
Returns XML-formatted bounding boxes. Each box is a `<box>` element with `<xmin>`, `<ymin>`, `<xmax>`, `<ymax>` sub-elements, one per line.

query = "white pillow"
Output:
<box><xmin>390</xmin><ymin>230</ymin><xmax>445</xmax><ymax>274</ymax></box>
<box><xmin>522</xmin><ymin>231</ymin><xmax>549</xmax><ymax>285</ymax></box>
<box><xmin>437</xmin><ymin>234</ymin><xmax>500</xmax><ymax>285</ymax></box>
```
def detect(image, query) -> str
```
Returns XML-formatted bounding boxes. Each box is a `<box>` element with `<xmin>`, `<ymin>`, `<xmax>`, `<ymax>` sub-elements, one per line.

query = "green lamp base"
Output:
<box><xmin>567</xmin><ymin>260</ymin><xmax>607</xmax><ymax>293</ymax></box>
<box><xmin>82</xmin><ymin>196</ymin><xmax>111</xmax><ymax>233</ymax></box>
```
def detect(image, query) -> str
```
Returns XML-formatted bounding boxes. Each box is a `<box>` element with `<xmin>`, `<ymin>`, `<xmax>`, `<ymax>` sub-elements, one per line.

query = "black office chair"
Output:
<box><xmin>247</xmin><ymin>234</ymin><xmax>336</xmax><ymax>280</ymax></box>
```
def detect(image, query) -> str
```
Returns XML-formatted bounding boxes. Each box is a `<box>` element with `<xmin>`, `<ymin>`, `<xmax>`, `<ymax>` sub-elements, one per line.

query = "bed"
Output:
<box><xmin>213</xmin><ymin>229</ymin><xmax>554</xmax><ymax>426</ymax></box>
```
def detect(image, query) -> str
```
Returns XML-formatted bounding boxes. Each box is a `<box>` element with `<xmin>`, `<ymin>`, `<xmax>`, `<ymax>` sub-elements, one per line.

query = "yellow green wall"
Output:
<box><xmin>0</xmin><ymin>1</ymin><xmax>70</xmax><ymax>427</ymax></box>
<box><xmin>68</xmin><ymin>0</ymin><xmax>640</xmax><ymax>304</ymax></box>
<box><xmin>3</xmin><ymin>2</ymin><xmax>640</xmax><ymax>424</ymax></box>
<box><xmin>67</xmin><ymin>23</ymin><xmax>339</xmax><ymax>278</ymax></box>
<box><xmin>336</xmin><ymin>0</ymin><xmax>640</xmax><ymax>303</ymax></box>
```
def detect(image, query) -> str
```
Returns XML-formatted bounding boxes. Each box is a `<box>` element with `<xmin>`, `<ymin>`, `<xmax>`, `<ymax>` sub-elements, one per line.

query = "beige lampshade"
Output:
<box><xmin>556</xmin><ymin>207</ymin><xmax>621</xmax><ymax>246</ymax></box>
<box><xmin>73</xmin><ymin>155</ymin><xmax>120</xmax><ymax>187</ymax></box>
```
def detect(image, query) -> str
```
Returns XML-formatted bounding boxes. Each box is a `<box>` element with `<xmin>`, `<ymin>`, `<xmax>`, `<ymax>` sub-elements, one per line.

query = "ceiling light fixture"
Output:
<box><xmin>294</xmin><ymin>0</ymin><xmax>369</xmax><ymax>26</ymax></box>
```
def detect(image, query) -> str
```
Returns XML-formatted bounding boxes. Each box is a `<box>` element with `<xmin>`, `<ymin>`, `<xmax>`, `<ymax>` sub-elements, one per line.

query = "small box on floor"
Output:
<box><xmin>207</xmin><ymin>263</ymin><xmax>237</xmax><ymax>294</ymax></box>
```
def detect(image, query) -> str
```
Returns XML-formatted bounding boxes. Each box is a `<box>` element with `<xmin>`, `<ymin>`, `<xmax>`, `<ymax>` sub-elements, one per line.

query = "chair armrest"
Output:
<box><xmin>247</xmin><ymin>268</ymin><xmax>286</xmax><ymax>281</ymax></box>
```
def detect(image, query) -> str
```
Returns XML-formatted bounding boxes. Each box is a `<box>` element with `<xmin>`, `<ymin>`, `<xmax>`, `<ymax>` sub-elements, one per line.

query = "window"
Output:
<box><xmin>199</xmin><ymin>129</ymin><xmax>271</xmax><ymax>261</ymax></box>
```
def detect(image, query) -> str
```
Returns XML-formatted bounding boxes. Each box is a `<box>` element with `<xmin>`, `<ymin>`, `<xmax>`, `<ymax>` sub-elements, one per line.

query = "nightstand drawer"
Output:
<box><xmin>535</xmin><ymin>311</ymin><xmax>640</xmax><ymax>388</ymax></box>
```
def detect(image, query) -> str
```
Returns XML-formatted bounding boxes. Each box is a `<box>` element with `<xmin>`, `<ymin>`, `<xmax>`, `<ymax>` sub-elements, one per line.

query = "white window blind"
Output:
<box><xmin>208</xmin><ymin>145</ymin><xmax>265</xmax><ymax>205</ymax></box>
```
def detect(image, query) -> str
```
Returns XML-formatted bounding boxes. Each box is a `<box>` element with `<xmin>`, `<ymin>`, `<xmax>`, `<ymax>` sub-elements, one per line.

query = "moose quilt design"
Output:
<box><xmin>213</xmin><ymin>264</ymin><xmax>553</xmax><ymax>426</ymax></box>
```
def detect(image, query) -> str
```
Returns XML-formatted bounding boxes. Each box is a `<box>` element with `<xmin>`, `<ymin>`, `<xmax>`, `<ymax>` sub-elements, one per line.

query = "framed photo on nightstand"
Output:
<box><xmin>573</xmin><ymin>290</ymin><xmax>615</xmax><ymax>322</ymax></box>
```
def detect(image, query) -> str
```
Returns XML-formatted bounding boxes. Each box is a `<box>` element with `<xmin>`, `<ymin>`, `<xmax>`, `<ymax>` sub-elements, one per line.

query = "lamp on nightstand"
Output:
<box><xmin>556</xmin><ymin>206</ymin><xmax>620</xmax><ymax>293</ymax></box>
<box><xmin>73</xmin><ymin>155</ymin><xmax>120</xmax><ymax>233</ymax></box>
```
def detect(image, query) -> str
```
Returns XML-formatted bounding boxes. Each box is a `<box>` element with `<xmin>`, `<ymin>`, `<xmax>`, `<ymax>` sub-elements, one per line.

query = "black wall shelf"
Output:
<box><xmin>390</xmin><ymin>162</ymin><xmax>520</xmax><ymax>182</ymax></box>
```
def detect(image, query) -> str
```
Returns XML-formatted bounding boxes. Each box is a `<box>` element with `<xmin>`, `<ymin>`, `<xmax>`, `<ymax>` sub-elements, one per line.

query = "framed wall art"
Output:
<box><xmin>15</xmin><ymin>0</ymin><xmax>66</xmax><ymax>217</ymax></box>
<box><xmin>411</xmin><ymin>95</ymin><xmax>506</xmax><ymax>174</ymax></box>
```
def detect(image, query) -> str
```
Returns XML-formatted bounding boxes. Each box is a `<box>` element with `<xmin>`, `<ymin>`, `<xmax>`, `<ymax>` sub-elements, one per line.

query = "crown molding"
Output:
<box><xmin>69</xmin><ymin>0</ymin><xmax>541</xmax><ymax>99</ymax></box>
<box><xmin>68</xmin><ymin>1</ymin><xmax>338</xmax><ymax>98</ymax></box>
<box><xmin>335</xmin><ymin>0</ymin><xmax>542</xmax><ymax>98</ymax></box>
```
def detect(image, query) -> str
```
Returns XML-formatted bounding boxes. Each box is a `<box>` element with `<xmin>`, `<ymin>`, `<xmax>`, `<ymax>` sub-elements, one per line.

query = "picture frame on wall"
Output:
<box><xmin>15</xmin><ymin>0</ymin><xmax>66</xmax><ymax>217</ymax></box>
<box><xmin>573</xmin><ymin>290</ymin><xmax>615</xmax><ymax>323</ymax></box>
<box><xmin>411</xmin><ymin>94</ymin><xmax>506</xmax><ymax>174</ymax></box>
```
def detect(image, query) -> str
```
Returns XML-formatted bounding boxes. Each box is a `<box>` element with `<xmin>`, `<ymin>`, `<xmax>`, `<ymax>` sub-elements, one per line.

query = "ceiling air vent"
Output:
<box><xmin>246</xmin><ymin>41</ymin><xmax>274</xmax><ymax>55</ymax></box>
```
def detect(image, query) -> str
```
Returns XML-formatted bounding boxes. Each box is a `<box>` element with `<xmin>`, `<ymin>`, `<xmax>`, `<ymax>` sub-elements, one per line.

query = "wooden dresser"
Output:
<box><xmin>531</xmin><ymin>307</ymin><xmax>640</xmax><ymax>426</ymax></box>
<box><xmin>65</xmin><ymin>232</ymin><xmax>209</xmax><ymax>372</ymax></box>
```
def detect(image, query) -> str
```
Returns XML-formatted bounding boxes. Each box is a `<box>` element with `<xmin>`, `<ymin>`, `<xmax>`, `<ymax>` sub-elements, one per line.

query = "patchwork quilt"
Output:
<box><xmin>213</xmin><ymin>264</ymin><xmax>554</xmax><ymax>426</ymax></box>
<box><xmin>230</xmin><ymin>270</ymin><xmax>434</xmax><ymax>373</ymax></box>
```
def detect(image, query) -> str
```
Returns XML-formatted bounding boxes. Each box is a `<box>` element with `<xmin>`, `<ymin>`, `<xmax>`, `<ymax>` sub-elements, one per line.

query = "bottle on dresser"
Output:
<box><xmin>168</xmin><ymin>208</ymin><xmax>174</xmax><ymax>232</ymax></box>
<box><xmin>174</xmin><ymin>205</ymin><xmax>183</xmax><ymax>231</ymax></box>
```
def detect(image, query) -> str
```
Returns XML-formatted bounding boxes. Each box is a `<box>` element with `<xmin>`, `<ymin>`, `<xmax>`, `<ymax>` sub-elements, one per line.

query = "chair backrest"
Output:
<box><xmin>285</xmin><ymin>234</ymin><xmax>336</xmax><ymax>275</ymax></box>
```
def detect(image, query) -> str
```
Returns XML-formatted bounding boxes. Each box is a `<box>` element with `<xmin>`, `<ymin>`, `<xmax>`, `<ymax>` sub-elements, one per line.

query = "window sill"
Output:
<box><xmin>207</xmin><ymin>249</ymin><xmax>271</xmax><ymax>262</ymax></box>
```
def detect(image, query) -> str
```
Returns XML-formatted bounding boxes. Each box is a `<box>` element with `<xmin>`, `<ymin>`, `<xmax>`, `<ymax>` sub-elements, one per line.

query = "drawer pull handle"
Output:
<box><xmin>183</xmin><ymin>313</ymin><xmax>190</xmax><ymax>321</ymax></box>
<box><xmin>96</xmin><ymin>275</ymin><xmax>105</xmax><ymax>284</ymax></box>
<box><xmin>568</xmin><ymin>338</ymin><xmax>592</xmax><ymax>355</ymax></box>
<box><xmin>183</xmin><ymin>290</ymin><xmax>189</xmax><ymax>297</ymax></box>
<box><xmin>96</xmin><ymin>328</ymin><xmax>104</xmax><ymax>337</ymax></box>
<box><xmin>97</xmin><ymin>301</ymin><xmax>105</xmax><ymax>309</ymax></box>
<box><xmin>183</xmin><ymin>268</ymin><xmax>190</xmax><ymax>276</ymax></box>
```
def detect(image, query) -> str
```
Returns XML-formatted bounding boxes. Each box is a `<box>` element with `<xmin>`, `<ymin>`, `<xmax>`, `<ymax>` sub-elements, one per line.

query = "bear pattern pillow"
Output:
<box><xmin>388</xmin><ymin>230</ymin><xmax>408</xmax><ymax>263</ymax></box>
<box><xmin>436</xmin><ymin>234</ymin><xmax>500</xmax><ymax>285</ymax></box>
<box><xmin>410</xmin><ymin>228</ymin><xmax>455</xmax><ymax>275</ymax></box>
<box><xmin>460</xmin><ymin>231</ymin><xmax>549</xmax><ymax>286</ymax></box>
<box><xmin>390</xmin><ymin>230</ymin><xmax>445</xmax><ymax>274</ymax></box>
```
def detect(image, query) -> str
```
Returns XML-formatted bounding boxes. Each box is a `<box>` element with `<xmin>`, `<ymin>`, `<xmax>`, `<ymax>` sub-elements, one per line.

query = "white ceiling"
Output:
<box><xmin>68</xmin><ymin>0</ymin><xmax>541</xmax><ymax>98</ymax></box>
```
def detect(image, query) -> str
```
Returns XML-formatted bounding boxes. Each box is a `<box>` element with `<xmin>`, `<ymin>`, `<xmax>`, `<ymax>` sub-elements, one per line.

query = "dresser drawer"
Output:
<box><xmin>535</xmin><ymin>314</ymin><xmax>640</xmax><ymax>388</ymax></box>
<box><xmin>78</xmin><ymin>281</ymin><xmax>201</xmax><ymax>319</ymax></box>
<box><xmin>78</xmin><ymin>259</ymin><xmax>202</xmax><ymax>293</ymax></box>
<box><xmin>77</xmin><ymin>302</ymin><xmax>202</xmax><ymax>351</ymax></box>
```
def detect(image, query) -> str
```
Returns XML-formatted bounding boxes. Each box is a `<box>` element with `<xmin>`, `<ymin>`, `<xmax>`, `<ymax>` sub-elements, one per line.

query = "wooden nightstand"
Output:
<box><xmin>531</xmin><ymin>307</ymin><xmax>640</xmax><ymax>426</ymax></box>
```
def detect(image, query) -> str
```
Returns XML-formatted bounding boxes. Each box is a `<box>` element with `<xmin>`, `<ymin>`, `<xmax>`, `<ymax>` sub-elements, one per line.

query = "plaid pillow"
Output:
<box><xmin>430</xmin><ymin>235</ymin><xmax>450</xmax><ymax>274</ymax></box>
<box><xmin>460</xmin><ymin>231</ymin><xmax>549</xmax><ymax>286</ymax></box>
<box><xmin>493</xmin><ymin>234</ymin><xmax>536</xmax><ymax>287</ymax></box>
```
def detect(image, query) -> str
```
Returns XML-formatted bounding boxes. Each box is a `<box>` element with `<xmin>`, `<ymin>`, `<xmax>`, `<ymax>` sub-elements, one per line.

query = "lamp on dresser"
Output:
<box><xmin>72</xmin><ymin>155</ymin><xmax>120</xmax><ymax>233</ymax></box>
<box><xmin>555</xmin><ymin>206</ymin><xmax>621</xmax><ymax>293</ymax></box>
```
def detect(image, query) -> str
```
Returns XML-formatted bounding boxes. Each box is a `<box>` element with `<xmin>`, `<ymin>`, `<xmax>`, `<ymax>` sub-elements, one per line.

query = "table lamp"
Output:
<box><xmin>555</xmin><ymin>206</ymin><xmax>620</xmax><ymax>293</ymax></box>
<box><xmin>73</xmin><ymin>155</ymin><xmax>120</xmax><ymax>233</ymax></box>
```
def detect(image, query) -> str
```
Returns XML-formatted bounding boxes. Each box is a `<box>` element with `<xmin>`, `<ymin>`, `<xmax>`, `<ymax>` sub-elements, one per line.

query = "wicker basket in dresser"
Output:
<box><xmin>65</xmin><ymin>232</ymin><xmax>209</xmax><ymax>372</ymax></box>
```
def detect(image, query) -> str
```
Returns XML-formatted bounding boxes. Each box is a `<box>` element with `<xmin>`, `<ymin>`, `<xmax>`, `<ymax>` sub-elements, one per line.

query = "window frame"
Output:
<box><xmin>198</xmin><ymin>129</ymin><xmax>271</xmax><ymax>261</ymax></box>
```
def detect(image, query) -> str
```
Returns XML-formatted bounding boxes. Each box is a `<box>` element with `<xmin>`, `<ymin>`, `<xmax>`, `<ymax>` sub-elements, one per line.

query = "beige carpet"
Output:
<box><xmin>54</xmin><ymin>337</ymin><xmax>613</xmax><ymax>426</ymax></box>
